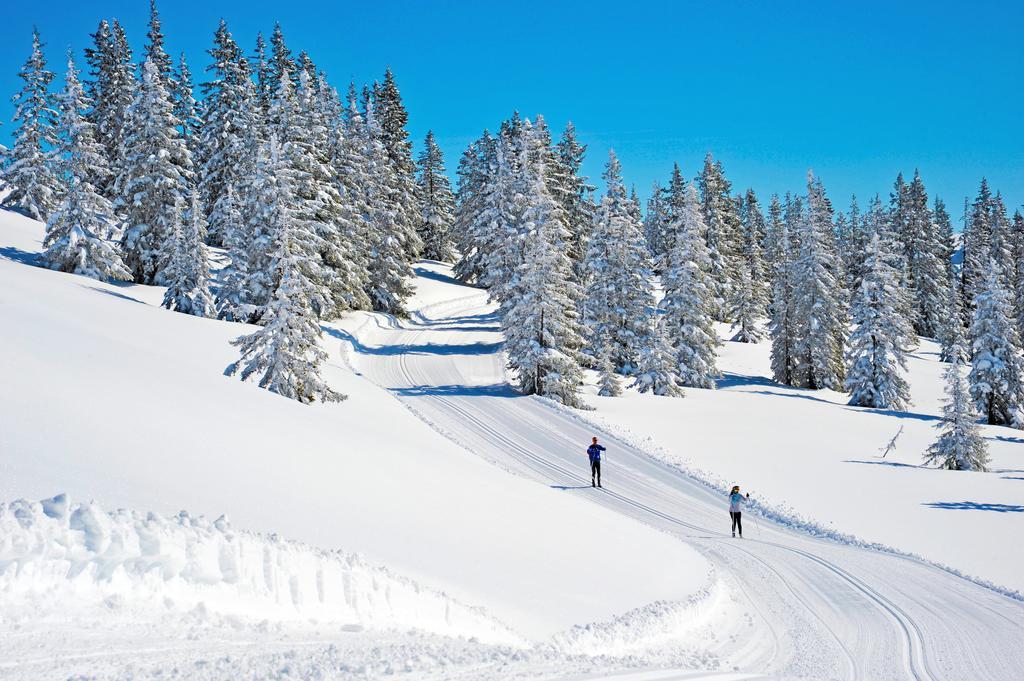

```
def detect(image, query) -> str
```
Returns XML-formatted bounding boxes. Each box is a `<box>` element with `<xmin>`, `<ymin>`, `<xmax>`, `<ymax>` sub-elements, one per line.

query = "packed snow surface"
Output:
<box><xmin>4</xmin><ymin>209</ymin><xmax>1024</xmax><ymax>679</ymax></box>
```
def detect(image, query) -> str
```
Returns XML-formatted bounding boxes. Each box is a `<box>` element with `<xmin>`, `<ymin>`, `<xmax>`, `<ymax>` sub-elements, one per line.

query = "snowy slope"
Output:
<box><xmin>5</xmin><ymin>207</ymin><xmax>1024</xmax><ymax>680</ymax></box>
<box><xmin>0</xmin><ymin>208</ymin><xmax>710</xmax><ymax>645</ymax></box>
<box><xmin>580</xmin><ymin>328</ymin><xmax>1024</xmax><ymax>595</ymax></box>
<box><xmin>342</xmin><ymin>260</ymin><xmax>1024</xmax><ymax>680</ymax></box>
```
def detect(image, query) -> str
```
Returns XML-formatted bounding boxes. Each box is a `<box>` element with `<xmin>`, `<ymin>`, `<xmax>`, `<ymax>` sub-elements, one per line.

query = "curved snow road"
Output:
<box><xmin>346</xmin><ymin>284</ymin><xmax>1024</xmax><ymax>681</ymax></box>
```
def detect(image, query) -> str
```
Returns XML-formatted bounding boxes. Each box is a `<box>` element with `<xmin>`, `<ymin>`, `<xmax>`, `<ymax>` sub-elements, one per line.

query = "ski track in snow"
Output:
<box><xmin>340</xmin><ymin>276</ymin><xmax>1024</xmax><ymax>681</ymax></box>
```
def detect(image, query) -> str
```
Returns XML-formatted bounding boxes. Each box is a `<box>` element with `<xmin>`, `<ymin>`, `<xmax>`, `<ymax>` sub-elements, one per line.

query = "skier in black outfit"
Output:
<box><xmin>729</xmin><ymin>485</ymin><xmax>750</xmax><ymax>537</ymax></box>
<box><xmin>587</xmin><ymin>437</ymin><xmax>606</xmax><ymax>487</ymax></box>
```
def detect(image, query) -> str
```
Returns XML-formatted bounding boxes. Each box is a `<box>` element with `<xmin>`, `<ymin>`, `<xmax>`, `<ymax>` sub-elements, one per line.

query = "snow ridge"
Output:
<box><xmin>0</xmin><ymin>495</ymin><xmax>525</xmax><ymax>646</ymax></box>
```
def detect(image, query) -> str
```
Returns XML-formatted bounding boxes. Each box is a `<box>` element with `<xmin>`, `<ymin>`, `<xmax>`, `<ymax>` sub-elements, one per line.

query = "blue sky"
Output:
<box><xmin>2</xmin><ymin>0</ymin><xmax>1021</xmax><ymax>223</ymax></box>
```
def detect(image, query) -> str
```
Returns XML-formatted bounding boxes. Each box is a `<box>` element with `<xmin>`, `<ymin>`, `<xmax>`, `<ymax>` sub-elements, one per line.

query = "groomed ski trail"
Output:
<box><xmin>339</xmin><ymin>268</ymin><xmax>1024</xmax><ymax>681</ymax></box>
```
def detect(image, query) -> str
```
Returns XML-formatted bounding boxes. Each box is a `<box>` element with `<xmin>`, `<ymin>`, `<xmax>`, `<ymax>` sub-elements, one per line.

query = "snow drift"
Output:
<box><xmin>0</xmin><ymin>494</ymin><xmax>524</xmax><ymax>646</ymax></box>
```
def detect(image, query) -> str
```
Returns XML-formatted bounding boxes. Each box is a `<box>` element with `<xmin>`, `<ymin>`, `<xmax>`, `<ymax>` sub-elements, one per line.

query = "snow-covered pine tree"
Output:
<box><xmin>729</xmin><ymin>188</ymin><xmax>769</xmax><ymax>342</ymax></box>
<box><xmin>864</xmin><ymin>194</ymin><xmax>917</xmax><ymax>337</ymax></box>
<box><xmin>144</xmin><ymin>0</ymin><xmax>174</xmax><ymax>87</ymax></box>
<box><xmin>878</xmin><ymin>180</ymin><xmax>918</xmax><ymax>331</ymax></box>
<box><xmin>961</xmin><ymin>179</ymin><xmax>995</xmax><ymax>311</ymax></box>
<box><xmin>171</xmin><ymin>54</ymin><xmax>201</xmax><ymax>157</ymax></box>
<box><xmin>844</xmin><ymin>231</ymin><xmax>915</xmax><ymax>410</ymax></box>
<box><xmin>198</xmin><ymin>20</ymin><xmax>257</xmax><ymax>246</ymax></box>
<box><xmin>361</xmin><ymin>95</ymin><xmax>415</xmax><ymax>314</ymax></box>
<box><xmin>582</xmin><ymin>150</ymin><xmax>656</xmax><ymax>375</ymax></box>
<box><xmin>325</xmin><ymin>85</ymin><xmax>372</xmax><ymax>312</ymax></box>
<box><xmin>1012</xmin><ymin>210</ymin><xmax>1024</xmax><ymax>341</ymax></box>
<box><xmin>452</xmin><ymin>132</ymin><xmax>495</xmax><ymax>284</ymax></box>
<box><xmin>554</xmin><ymin>122</ymin><xmax>595</xmax><ymax>285</ymax></box>
<box><xmin>2</xmin><ymin>28</ymin><xmax>60</xmax><ymax>221</ymax></box>
<box><xmin>118</xmin><ymin>58</ymin><xmax>193</xmax><ymax>285</ymax></box>
<box><xmin>415</xmin><ymin>130</ymin><xmax>456</xmax><ymax>262</ymax></box>
<box><xmin>268</xmin><ymin>23</ymin><xmax>296</xmax><ymax>93</ymax></box>
<box><xmin>768</xmin><ymin>194</ymin><xmax>798</xmax><ymax>384</ymax></box>
<box><xmin>252</xmin><ymin>32</ymin><xmax>273</xmax><ymax>119</ymax></box>
<box><xmin>373</xmin><ymin>68</ymin><xmax>423</xmax><ymax>260</ymax></box>
<box><xmin>500</xmin><ymin>125</ymin><xmax>585</xmax><ymax>406</ymax></box>
<box><xmin>263</xmin><ymin>73</ymin><xmax>353</xmax><ymax>319</ymax></box>
<box><xmin>839</xmin><ymin>195</ymin><xmax>870</xmax><ymax>295</ymax></box>
<box><xmin>939</xmin><ymin>269</ymin><xmax>968</xmax><ymax>364</ymax></box>
<box><xmin>762</xmin><ymin>193</ymin><xmax>781</xmax><ymax>280</ymax></box>
<box><xmin>645</xmin><ymin>165</ymin><xmax>685</xmax><ymax>275</ymax></box>
<box><xmin>643</xmin><ymin>181</ymin><xmax>669</xmax><ymax>271</ymax></box>
<box><xmin>631</xmin><ymin>317</ymin><xmax>684</xmax><ymax>397</ymax></box>
<box><xmin>903</xmin><ymin>171</ymin><xmax>947</xmax><ymax>338</ymax></box>
<box><xmin>934</xmin><ymin>196</ymin><xmax>956</xmax><ymax>281</ymax></box>
<box><xmin>296</xmin><ymin>50</ymin><xmax>317</xmax><ymax>82</ymax></box>
<box><xmin>298</xmin><ymin>71</ymin><xmax>368</xmax><ymax>318</ymax></box>
<box><xmin>215</xmin><ymin>182</ymin><xmax>255</xmax><ymax>321</ymax></box>
<box><xmin>84</xmin><ymin>19</ymin><xmax>135</xmax><ymax>202</ymax></box>
<box><xmin>628</xmin><ymin>185</ymin><xmax>643</xmax><ymax>226</ymax></box>
<box><xmin>969</xmin><ymin>262</ymin><xmax>1024</xmax><ymax>427</ymax></box>
<box><xmin>888</xmin><ymin>171</ymin><xmax>910</xmax><ymax>259</ymax></box>
<box><xmin>226</xmin><ymin>192</ymin><xmax>343</xmax><ymax>404</ymax></box>
<box><xmin>989</xmin><ymin>194</ymin><xmax>1016</xmax><ymax>303</ymax></box>
<box><xmin>482</xmin><ymin>121</ymin><xmax>529</xmax><ymax>300</ymax></box>
<box><xmin>791</xmin><ymin>172</ymin><xmax>845</xmax><ymax>390</ymax></box>
<box><xmin>925</xmin><ymin>346</ymin><xmax>990</xmax><ymax>471</ymax></box>
<box><xmin>42</xmin><ymin>51</ymin><xmax>129</xmax><ymax>281</ymax></box>
<box><xmin>162</xmin><ymin>193</ymin><xmax>214</xmax><ymax>316</ymax></box>
<box><xmin>596</xmin><ymin>342</ymin><xmax>622</xmax><ymax>397</ymax></box>
<box><xmin>697</xmin><ymin>153</ymin><xmax>735</xmax><ymax>320</ymax></box>
<box><xmin>661</xmin><ymin>183</ymin><xmax>719</xmax><ymax>389</ymax></box>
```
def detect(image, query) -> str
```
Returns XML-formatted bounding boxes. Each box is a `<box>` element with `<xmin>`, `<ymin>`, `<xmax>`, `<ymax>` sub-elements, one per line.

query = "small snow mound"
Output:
<box><xmin>0</xmin><ymin>495</ymin><xmax>524</xmax><ymax>646</ymax></box>
<box><xmin>551</xmin><ymin>574</ymin><xmax>726</xmax><ymax>657</ymax></box>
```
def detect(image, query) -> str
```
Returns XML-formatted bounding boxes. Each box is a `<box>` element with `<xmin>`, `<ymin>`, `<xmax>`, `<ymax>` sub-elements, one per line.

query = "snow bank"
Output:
<box><xmin>551</xmin><ymin>576</ymin><xmax>726</xmax><ymax>657</ymax></box>
<box><xmin>0</xmin><ymin>494</ymin><xmax>524</xmax><ymax>646</ymax></box>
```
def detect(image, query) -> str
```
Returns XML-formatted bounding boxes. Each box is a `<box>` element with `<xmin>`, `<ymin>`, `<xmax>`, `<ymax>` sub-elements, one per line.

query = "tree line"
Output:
<box><xmin>2</xmin><ymin>5</ymin><xmax>1016</xmax><ymax>470</ymax></box>
<box><xmin>453</xmin><ymin>112</ymin><xmax>1018</xmax><ymax>471</ymax></box>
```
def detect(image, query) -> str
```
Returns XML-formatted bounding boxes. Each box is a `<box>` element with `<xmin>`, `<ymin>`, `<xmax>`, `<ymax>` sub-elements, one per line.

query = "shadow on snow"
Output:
<box><xmin>844</xmin><ymin>459</ymin><xmax>923</xmax><ymax>469</ymax></box>
<box><xmin>85</xmin><ymin>285</ymin><xmax>147</xmax><ymax>305</ymax></box>
<box><xmin>412</xmin><ymin>265</ymin><xmax>468</xmax><ymax>288</ymax></box>
<box><xmin>323</xmin><ymin>325</ymin><xmax>502</xmax><ymax>357</ymax></box>
<box><xmin>923</xmin><ymin>501</ymin><xmax>1024</xmax><ymax>513</ymax></box>
<box><xmin>391</xmin><ymin>383</ymin><xmax>518</xmax><ymax>398</ymax></box>
<box><xmin>0</xmin><ymin>245</ymin><xmax>39</xmax><ymax>265</ymax></box>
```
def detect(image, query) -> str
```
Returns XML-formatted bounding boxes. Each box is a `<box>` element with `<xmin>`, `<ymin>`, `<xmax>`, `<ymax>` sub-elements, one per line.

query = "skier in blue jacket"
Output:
<box><xmin>587</xmin><ymin>437</ymin><xmax>606</xmax><ymax>488</ymax></box>
<box><xmin>729</xmin><ymin>485</ymin><xmax>750</xmax><ymax>537</ymax></box>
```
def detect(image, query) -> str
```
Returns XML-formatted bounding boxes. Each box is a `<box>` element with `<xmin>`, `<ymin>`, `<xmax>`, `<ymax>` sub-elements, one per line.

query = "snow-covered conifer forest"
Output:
<box><xmin>1</xmin><ymin>4</ymin><xmax>1023</xmax><ymax>679</ymax></box>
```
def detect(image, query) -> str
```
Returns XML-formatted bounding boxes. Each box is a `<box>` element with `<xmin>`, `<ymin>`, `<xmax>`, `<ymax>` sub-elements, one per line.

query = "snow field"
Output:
<box><xmin>0</xmin><ymin>211</ymin><xmax>714</xmax><ymax>646</ymax></box>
